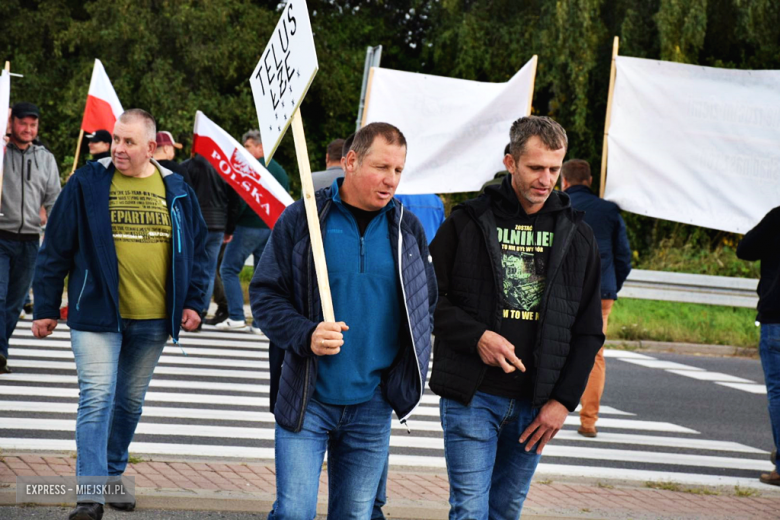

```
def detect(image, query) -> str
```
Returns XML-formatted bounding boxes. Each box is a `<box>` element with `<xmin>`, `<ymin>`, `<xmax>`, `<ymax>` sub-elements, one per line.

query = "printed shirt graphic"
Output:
<box><xmin>109</xmin><ymin>169</ymin><xmax>172</xmax><ymax>319</ymax></box>
<box><xmin>479</xmin><ymin>213</ymin><xmax>554</xmax><ymax>399</ymax></box>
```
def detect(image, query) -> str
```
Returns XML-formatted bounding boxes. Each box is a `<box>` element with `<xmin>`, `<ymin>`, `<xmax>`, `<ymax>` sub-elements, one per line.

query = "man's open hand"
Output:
<box><xmin>32</xmin><ymin>319</ymin><xmax>58</xmax><ymax>338</ymax></box>
<box><xmin>519</xmin><ymin>399</ymin><xmax>569</xmax><ymax>454</ymax></box>
<box><xmin>311</xmin><ymin>321</ymin><xmax>349</xmax><ymax>356</ymax></box>
<box><xmin>477</xmin><ymin>330</ymin><xmax>526</xmax><ymax>373</ymax></box>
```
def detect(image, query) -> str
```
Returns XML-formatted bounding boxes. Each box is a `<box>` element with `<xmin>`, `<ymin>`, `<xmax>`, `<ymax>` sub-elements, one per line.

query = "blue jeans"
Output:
<box><xmin>441</xmin><ymin>392</ymin><xmax>541</xmax><ymax>520</ymax></box>
<box><xmin>71</xmin><ymin>319</ymin><xmax>168</xmax><ymax>503</ymax></box>
<box><xmin>220</xmin><ymin>226</ymin><xmax>271</xmax><ymax>320</ymax></box>
<box><xmin>760</xmin><ymin>323</ymin><xmax>780</xmax><ymax>472</ymax></box>
<box><xmin>268</xmin><ymin>388</ymin><xmax>392</xmax><ymax>520</ymax></box>
<box><xmin>0</xmin><ymin>238</ymin><xmax>38</xmax><ymax>360</ymax></box>
<box><xmin>202</xmin><ymin>231</ymin><xmax>224</xmax><ymax>313</ymax></box>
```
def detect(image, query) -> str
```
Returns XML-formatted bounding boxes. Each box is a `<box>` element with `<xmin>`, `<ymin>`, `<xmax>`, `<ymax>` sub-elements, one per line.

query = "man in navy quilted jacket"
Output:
<box><xmin>250</xmin><ymin>122</ymin><xmax>437</xmax><ymax>519</ymax></box>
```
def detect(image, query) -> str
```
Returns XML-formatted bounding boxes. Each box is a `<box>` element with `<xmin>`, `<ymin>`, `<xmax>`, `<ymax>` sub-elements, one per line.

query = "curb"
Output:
<box><xmin>605</xmin><ymin>339</ymin><xmax>758</xmax><ymax>358</ymax></box>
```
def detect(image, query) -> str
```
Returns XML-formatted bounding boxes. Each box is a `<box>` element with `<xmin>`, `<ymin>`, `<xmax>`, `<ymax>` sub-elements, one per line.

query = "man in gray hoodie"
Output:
<box><xmin>0</xmin><ymin>102</ymin><xmax>61</xmax><ymax>373</ymax></box>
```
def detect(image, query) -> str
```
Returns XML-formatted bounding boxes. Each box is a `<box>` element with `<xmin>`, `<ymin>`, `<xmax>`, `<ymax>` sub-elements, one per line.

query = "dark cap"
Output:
<box><xmin>11</xmin><ymin>102</ymin><xmax>40</xmax><ymax>119</ymax></box>
<box><xmin>87</xmin><ymin>129</ymin><xmax>112</xmax><ymax>144</ymax></box>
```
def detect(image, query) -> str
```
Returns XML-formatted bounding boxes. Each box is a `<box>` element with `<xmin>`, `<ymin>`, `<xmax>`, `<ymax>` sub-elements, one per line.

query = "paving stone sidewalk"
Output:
<box><xmin>2</xmin><ymin>455</ymin><xmax>780</xmax><ymax>519</ymax></box>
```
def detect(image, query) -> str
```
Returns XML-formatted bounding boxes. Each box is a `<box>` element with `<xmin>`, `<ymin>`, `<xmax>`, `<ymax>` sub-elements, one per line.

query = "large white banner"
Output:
<box><xmin>606</xmin><ymin>56</ymin><xmax>780</xmax><ymax>234</ymax></box>
<box><xmin>363</xmin><ymin>57</ymin><xmax>536</xmax><ymax>194</ymax></box>
<box><xmin>250</xmin><ymin>0</ymin><xmax>318</xmax><ymax>163</ymax></box>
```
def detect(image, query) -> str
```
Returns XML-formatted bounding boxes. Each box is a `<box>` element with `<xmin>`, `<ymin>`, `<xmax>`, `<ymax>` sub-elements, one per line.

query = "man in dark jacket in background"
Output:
<box><xmin>181</xmin><ymin>154</ymin><xmax>240</xmax><ymax>324</ymax></box>
<box><xmin>737</xmin><ymin>206</ymin><xmax>780</xmax><ymax>486</ymax></box>
<box><xmin>250</xmin><ymin>122</ymin><xmax>437</xmax><ymax>519</ymax></box>
<box><xmin>562</xmin><ymin>159</ymin><xmax>632</xmax><ymax>438</ymax></box>
<box><xmin>429</xmin><ymin>116</ymin><xmax>603</xmax><ymax>519</ymax></box>
<box><xmin>32</xmin><ymin>109</ymin><xmax>209</xmax><ymax>520</ymax></box>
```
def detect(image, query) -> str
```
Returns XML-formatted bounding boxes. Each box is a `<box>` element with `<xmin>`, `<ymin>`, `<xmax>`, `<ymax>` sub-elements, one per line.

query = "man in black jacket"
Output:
<box><xmin>737</xmin><ymin>206</ymin><xmax>780</xmax><ymax>486</ymax></box>
<box><xmin>429</xmin><ymin>116</ymin><xmax>603</xmax><ymax>519</ymax></box>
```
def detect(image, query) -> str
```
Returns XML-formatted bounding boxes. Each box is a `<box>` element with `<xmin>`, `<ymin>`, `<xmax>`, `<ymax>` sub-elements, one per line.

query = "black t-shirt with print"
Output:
<box><xmin>478</xmin><ymin>209</ymin><xmax>556</xmax><ymax>399</ymax></box>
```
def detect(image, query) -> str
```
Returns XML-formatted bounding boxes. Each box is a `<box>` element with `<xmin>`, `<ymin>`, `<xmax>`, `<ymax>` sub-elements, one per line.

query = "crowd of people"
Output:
<box><xmin>1</xmin><ymin>100</ymin><xmax>778</xmax><ymax>520</ymax></box>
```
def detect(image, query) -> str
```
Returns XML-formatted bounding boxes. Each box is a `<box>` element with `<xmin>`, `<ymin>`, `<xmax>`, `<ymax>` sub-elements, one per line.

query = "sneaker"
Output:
<box><xmin>0</xmin><ymin>354</ymin><xmax>10</xmax><ymax>375</ymax></box>
<box><xmin>68</xmin><ymin>502</ymin><xmax>103</xmax><ymax>520</ymax></box>
<box><xmin>23</xmin><ymin>302</ymin><xmax>33</xmax><ymax>315</ymax></box>
<box><xmin>204</xmin><ymin>307</ymin><xmax>229</xmax><ymax>326</ymax></box>
<box><xmin>216</xmin><ymin>318</ymin><xmax>247</xmax><ymax>330</ymax></box>
<box><xmin>250</xmin><ymin>325</ymin><xmax>264</xmax><ymax>336</ymax></box>
<box><xmin>107</xmin><ymin>499</ymin><xmax>136</xmax><ymax>512</ymax></box>
<box><xmin>577</xmin><ymin>426</ymin><xmax>597</xmax><ymax>438</ymax></box>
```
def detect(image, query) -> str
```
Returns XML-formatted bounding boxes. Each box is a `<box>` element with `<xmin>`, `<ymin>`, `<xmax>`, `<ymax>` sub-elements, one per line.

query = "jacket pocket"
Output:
<box><xmin>76</xmin><ymin>270</ymin><xmax>89</xmax><ymax>311</ymax></box>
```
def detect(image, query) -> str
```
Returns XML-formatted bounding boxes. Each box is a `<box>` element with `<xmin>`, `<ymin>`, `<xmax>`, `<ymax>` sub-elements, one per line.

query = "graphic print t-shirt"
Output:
<box><xmin>478</xmin><ymin>211</ymin><xmax>554</xmax><ymax>399</ymax></box>
<box><xmin>109</xmin><ymin>169</ymin><xmax>172</xmax><ymax>319</ymax></box>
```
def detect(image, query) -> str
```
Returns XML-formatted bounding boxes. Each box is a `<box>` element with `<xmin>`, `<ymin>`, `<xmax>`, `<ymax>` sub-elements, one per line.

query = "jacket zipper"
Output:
<box><xmin>359</xmin><ymin>236</ymin><xmax>365</xmax><ymax>273</ymax></box>
<box><xmin>76</xmin><ymin>270</ymin><xmax>89</xmax><ymax>311</ymax></box>
<box><xmin>395</xmin><ymin>206</ymin><xmax>424</xmax><ymax>429</ymax></box>
<box><xmin>17</xmin><ymin>155</ymin><xmax>26</xmax><ymax>234</ymax></box>
<box><xmin>169</xmin><ymin>195</ymin><xmax>187</xmax><ymax>352</ymax></box>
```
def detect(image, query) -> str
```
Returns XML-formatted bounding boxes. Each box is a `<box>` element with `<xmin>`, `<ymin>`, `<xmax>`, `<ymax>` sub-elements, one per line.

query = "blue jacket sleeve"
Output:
<box><xmin>183</xmin><ymin>186</ymin><xmax>211</xmax><ymax>312</ymax></box>
<box><xmin>613</xmin><ymin>212</ymin><xmax>632</xmax><ymax>293</ymax></box>
<box><xmin>249</xmin><ymin>204</ymin><xmax>318</xmax><ymax>358</ymax></box>
<box><xmin>33</xmin><ymin>179</ymin><xmax>78</xmax><ymax>321</ymax></box>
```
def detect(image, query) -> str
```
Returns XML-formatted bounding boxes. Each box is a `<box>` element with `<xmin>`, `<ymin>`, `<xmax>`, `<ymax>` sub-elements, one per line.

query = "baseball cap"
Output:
<box><xmin>11</xmin><ymin>102</ymin><xmax>40</xmax><ymax>119</ymax></box>
<box><xmin>86</xmin><ymin>129</ymin><xmax>112</xmax><ymax>144</ymax></box>
<box><xmin>156</xmin><ymin>131</ymin><xmax>183</xmax><ymax>149</ymax></box>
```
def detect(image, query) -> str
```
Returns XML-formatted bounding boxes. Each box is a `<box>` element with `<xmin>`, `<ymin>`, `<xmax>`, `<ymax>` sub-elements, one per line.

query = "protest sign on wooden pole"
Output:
<box><xmin>600</xmin><ymin>36</ymin><xmax>619</xmax><ymax>199</ymax></box>
<box><xmin>360</xmin><ymin>67</ymin><xmax>376</xmax><ymax>129</ymax></box>
<box><xmin>70</xmin><ymin>129</ymin><xmax>84</xmax><ymax>175</ymax></box>
<box><xmin>0</xmin><ymin>62</ymin><xmax>11</xmax><ymax>215</ymax></box>
<box><xmin>249</xmin><ymin>0</ymin><xmax>335</xmax><ymax>321</ymax></box>
<box><xmin>526</xmin><ymin>55</ymin><xmax>538</xmax><ymax>116</ymax></box>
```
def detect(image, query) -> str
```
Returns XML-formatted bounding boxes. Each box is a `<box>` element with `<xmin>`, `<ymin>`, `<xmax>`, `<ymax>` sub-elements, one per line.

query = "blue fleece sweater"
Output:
<box><xmin>313</xmin><ymin>181</ymin><xmax>402</xmax><ymax>405</ymax></box>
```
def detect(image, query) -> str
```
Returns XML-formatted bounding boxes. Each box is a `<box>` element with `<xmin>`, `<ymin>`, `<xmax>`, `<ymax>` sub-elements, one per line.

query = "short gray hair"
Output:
<box><xmin>242</xmin><ymin>129</ymin><xmax>261</xmax><ymax>145</ymax></box>
<box><xmin>509</xmin><ymin>116</ymin><xmax>567</xmax><ymax>159</ymax></box>
<box><xmin>118</xmin><ymin>109</ymin><xmax>156</xmax><ymax>143</ymax></box>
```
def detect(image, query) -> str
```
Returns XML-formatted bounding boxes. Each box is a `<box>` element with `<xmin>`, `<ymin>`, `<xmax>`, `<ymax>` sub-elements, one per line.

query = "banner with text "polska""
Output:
<box><xmin>606</xmin><ymin>56</ymin><xmax>780</xmax><ymax>234</ymax></box>
<box><xmin>192</xmin><ymin>111</ymin><xmax>293</xmax><ymax>228</ymax></box>
<box><xmin>362</xmin><ymin>57</ymin><xmax>536</xmax><ymax>195</ymax></box>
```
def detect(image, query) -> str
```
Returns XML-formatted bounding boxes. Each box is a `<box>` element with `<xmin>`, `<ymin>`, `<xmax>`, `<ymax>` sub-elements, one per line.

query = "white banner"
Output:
<box><xmin>0</xmin><ymin>69</ymin><xmax>10</xmax><ymax>186</ymax></box>
<box><xmin>362</xmin><ymin>57</ymin><xmax>536</xmax><ymax>194</ymax></box>
<box><xmin>606</xmin><ymin>56</ymin><xmax>780</xmax><ymax>234</ymax></box>
<box><xmin>250</xmin><ymin>0</ymin><xmax>318</xmax><ymax>163</ymax></box>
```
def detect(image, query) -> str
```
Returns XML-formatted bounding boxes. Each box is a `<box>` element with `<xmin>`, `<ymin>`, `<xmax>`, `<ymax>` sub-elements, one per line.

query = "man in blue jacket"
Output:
<box><xmin>250</xmin><ymin>122</ymin><xmax>437</xmax><ymax>519</ymax></box>
<box><xmin>561</xmin><ymin>159</ymin><xmax>631</xmax><ymax>438</ymax></box>
<box><xmin>32</xmin><ymin>109</ymin><xmax>209</xmax><ymax>520</ymax></box>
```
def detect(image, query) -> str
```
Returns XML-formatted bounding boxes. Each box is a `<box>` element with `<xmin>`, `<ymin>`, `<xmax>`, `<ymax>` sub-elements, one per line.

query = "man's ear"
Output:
<box><xmin>503</xmin><ymin>154</ymin><xmax>515</xmax><ymax>174</ymax></box>
<box><xmin>148</xmin><ymin>140</ymin><xmax>157</xmax><ymax>158</ymax></box>
<box><xmin>344</xmin><ymin>150</ymin><xmax>358</xmax><ymax>174</ymax></box>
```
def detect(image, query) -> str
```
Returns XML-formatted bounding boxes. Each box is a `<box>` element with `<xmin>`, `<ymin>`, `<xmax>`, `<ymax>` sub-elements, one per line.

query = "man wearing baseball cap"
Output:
<box><xmin>87</xmin><ymin>130</ymin><xmax>112</xmax><ymax>161</ymax></box>
<box><xmin>0</xmin><ymin>102</ymin><xmax>61</xmax><ymax>374</ymax></box>
<box><xmin>153</xmin><ymin>131</ymin><xmax>187</xmax><ymax>179</ymax></box>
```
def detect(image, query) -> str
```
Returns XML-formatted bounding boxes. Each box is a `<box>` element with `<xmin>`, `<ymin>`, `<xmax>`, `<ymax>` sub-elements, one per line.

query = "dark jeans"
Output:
<box><xmin>211</xmin><ymin>243</ymin><xmax>228</xmax><ymax>311</ymax></box>
<box><xmin>0</xmin><ymin>238</ymin><xmax>38</xmax><ymax>359</ymax></box>
<box><xmin>202</xmin><ymin>231</ymin><xmax>225</xmax><ymax>313</ymax></box>
<box><xmin>760</xmin><ymin>323</ymin><xmax>780</xmax><ymax>473</ymax></box>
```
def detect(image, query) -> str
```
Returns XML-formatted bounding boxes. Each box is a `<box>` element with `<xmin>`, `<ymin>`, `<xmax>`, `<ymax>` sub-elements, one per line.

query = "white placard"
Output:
<box><xmin>363</xmin><ymin>57</ymin><xmax>536</xmax><ymax>194</ymax></box>
<box><xmin>606</xmin><ymin>56</ymin><xmax>780</xmax><ymax>234</ymax></box>
<box><xmin>250</xmin><ymin>0</ymin><xmax>318</xmax><ymax>162</ymax></box>
<box><xmin>0</xmin><ymin>69</ymin><xmax>10</xmax><ymax>191</ymax></box>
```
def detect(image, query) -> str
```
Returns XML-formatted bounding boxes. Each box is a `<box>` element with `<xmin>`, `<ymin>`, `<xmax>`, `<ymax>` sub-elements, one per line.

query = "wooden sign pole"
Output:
<box><xmin>70</xmin><ymin>129</ymin><xmax>85</xmax><ymax>175</ymax></box>
<box><xmin>599</xmin><ymin>36</ymin><xmax>619</xmax><ymax>199</ymax></box>
<box><xmin>359</xmin><ymin>67</ymin><xmax>376</xmax><ymax>129</ymax></box>
<box><xmin>526</xmin><ymin>55</ymin><xmax>538</xmax><ymax>116</ymax></box>
<box><xmin>1</xmin><ymin>61</ymin><xmax>10</xmax><ymax>215</ymax></box>
<box><xmin>291</xmin><ymin>108</ymin><xmax>335</xmax><ymax>322</ymax></box>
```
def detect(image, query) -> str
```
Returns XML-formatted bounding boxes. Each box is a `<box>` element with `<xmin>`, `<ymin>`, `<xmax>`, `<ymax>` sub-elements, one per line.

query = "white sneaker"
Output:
<box><xmin>216</xmin><ymin>318</ymin><xmax>247</xmax><ymax>330</ymax></box>
<box><xmin>250</xmin><ymin>325</ymin><xmax>264</xmax><ymax>336</ymax></box>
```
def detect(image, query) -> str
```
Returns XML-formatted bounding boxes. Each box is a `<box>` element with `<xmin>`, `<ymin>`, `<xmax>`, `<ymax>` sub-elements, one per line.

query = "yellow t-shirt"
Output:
<box><xmin>109</xmin><ymin>169</ymin><xmax>172</xmax><ymax>319</ymax></box>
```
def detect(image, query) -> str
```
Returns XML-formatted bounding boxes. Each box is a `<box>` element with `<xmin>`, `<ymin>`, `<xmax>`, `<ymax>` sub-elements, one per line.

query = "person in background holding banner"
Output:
<box><xmin>429</xmin><ymin>116</ymin><xmax>603</xmax><ymax>519</ymax></box>
<box><xmin>311</xmin><ymin>138</ymin><xmax>345</xmax><ymax>191</ymax></box>
<box><xmin>561</xmin><ymin>159</ymin><xmax>632</xmax><ymax>438</ymax></box>
<box><xmin>87</xmin><ymin>130</ymin><xmax>112</xmax><ymax>161</ymax></box>
<box><xmin>737</xmin><ymin>205</ymin><xmax>780</xmax><ymax>486</ymax></box>
<box><xmin>217</xmin><ymin>129</ymin><xmax>289</xmax><ymax>332</ymax></box>
<box><xmin>181</xmin><ymin>153</ymin><xmax>241</xmax><ymax>327</ymax></box>
<box><xmin>0</xmin><ymin>102</ymin><xmax>61</xmax><ymax>375</ymax></box>
<box><xmin>32</xmin><ymin>109</ymin><xmax>209</xmax><ymax>520</ymax></box>
<box><xmin>251</xmin><ymin>122</ymin><xmax>437</xmax><ymax>519</ymax></box>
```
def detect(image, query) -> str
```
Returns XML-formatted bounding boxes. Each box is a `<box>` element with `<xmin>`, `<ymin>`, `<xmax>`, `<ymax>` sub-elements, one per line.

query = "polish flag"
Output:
<box><xmin>192</xmin><ymin>111</ymin><xmax>293</xmax><ymax>228</ymax></box>
<box><xmin>81</xmin><ymin>59</ymin><xmax>123</xmax><ymax>133</ymax></box>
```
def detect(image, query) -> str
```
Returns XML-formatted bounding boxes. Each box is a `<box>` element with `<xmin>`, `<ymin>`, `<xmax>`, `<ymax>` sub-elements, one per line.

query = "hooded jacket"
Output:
<box><xmin>33</xmin><ymin>158</ymin><xmax>210</xmax><ymax>342</ymax></box>
<box><xmin>429</xmin><ymin>176</ymin><xmax>604</xmax><ymax>411</ymax></box>
<box><xmin>737</xmin><ymin>206</ymin><xmax>780</xmax><ymax>324</ymax></box>
<box><xmin>0</xmin><ymin>142</ymin><xmax>61</xmax><ymax>238</ymax></box>
<box><xmin>249</xmin><ymin>183</ymin><xmax>438</xmax><ymax>433</ymax></box>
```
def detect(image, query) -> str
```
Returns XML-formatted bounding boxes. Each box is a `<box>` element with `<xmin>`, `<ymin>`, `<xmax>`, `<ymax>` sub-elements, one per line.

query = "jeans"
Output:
<box><xmin>441</xmin><ymin>392</ymin><xmax>541</xmax><ymax>520</ymax></box>
<box><xmin>202</xmin><ymin>231</ymin><xmax>225</xmax><ymax>313</ymax></box>
<box><xmin>0</xmin><ymin>238</ymin><xmax>38</xmax><ymax>360</ymax></box>
<box><xmin>371</xmin><ymin>457</ymin><xmax>389</xmax><ymax>520</ymax></box>
<box><xmin>760</xmin><ymin>323</ymin><xmax>780</xmax><ymax>473</ymax></box>
<box><xmin>220</xmin><ymin>226</ymin><xmax>271</xmax><ymax>320</ymax></box>
<box><xmin>71</xmin><ymin>319</ymin><xmax>168</xmax><ymax>503</ymax></box>
<box><xmin>268</xmin><ymin>388</ymin><xmax>392</xmax><ymax>520</ymax></box>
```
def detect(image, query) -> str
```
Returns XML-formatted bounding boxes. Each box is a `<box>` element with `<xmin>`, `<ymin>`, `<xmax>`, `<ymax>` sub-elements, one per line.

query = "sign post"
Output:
<box><xmin>0</xmin><ymin>62</ymin><xmax>11</xmax><ymax>215</ymax></box>
<box><xmin>600</xmin><ymin>36</ymin><xmax>619</xmax><ymax>199</ymax></box>
<box><xmin>249</xmin><ymin>0</ymin><xmax>334</xmax><ymax>322</ymax></box>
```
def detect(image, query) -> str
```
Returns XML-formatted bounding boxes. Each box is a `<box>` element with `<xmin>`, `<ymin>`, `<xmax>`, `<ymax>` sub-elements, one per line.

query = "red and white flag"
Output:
<box><xmin>81</xmin><ymin>59</ymin><xmax>123</xmax><ymax>133</ymax></box>
<box><xmin>192</xmin><ymin>111</ymin><xmax>293</xmax><ymax>228</ymax></box>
